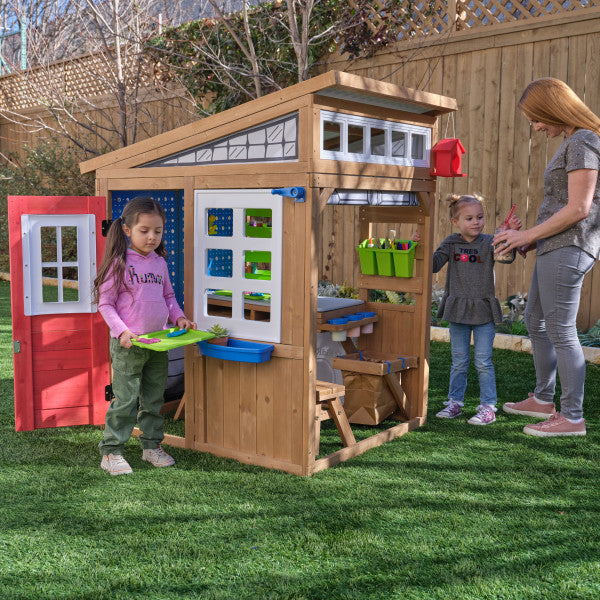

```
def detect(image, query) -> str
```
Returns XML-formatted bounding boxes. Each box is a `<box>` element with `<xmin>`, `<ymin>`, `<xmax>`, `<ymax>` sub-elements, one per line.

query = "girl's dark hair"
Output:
<box><xmin>93</xmin><ymin>196</ymin><xmax>167</xmax><ymax>304</ymax></box>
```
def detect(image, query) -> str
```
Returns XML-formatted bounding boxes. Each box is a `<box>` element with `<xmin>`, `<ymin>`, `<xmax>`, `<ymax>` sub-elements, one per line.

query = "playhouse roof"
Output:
<box><xmin>80</xmin><ymin>70</ymin><xmax>457</xmax><ymax>175</ymax></box>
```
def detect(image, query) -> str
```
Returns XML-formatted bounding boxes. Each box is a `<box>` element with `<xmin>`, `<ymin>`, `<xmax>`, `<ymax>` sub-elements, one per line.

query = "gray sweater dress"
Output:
<box><xmin>434</xmin><ymin>233</ymin><xmax>509</xmax><ymax>325</ymax></box>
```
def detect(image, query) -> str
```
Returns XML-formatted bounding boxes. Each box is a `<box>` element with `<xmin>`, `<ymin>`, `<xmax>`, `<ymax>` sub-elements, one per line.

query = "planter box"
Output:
<box><xmin>198</xmin><ymin>339</ymin><xmax>274</xmax><ymax>363</ymax></box>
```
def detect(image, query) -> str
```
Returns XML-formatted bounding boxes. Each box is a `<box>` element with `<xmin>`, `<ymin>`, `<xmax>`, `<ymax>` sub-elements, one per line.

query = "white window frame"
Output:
<box><xmin>21</xmin><ymin>214</ymin><xmax>96</xmax><ymax>316</ymax></box>
<box><xmin>194</xmin><ymin>189</ymin><xmax>283</xmax><ymax>343</ymax></box>
<box><xmin>320</xmin><ymin>110</ymin><xmax>431</xmax><ymax>168</ymax></box>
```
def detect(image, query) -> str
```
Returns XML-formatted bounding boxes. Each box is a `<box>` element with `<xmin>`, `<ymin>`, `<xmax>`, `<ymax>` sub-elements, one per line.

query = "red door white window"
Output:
<box><xmin>8</xmin><ymin>196</ymin><xmax>110</xmax><ymax>431</ymax></box>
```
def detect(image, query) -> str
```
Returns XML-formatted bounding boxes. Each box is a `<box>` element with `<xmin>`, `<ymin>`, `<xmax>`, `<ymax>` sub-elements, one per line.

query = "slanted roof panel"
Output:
<box><xmin>80</xmin><ymin>70</ymin><xmax>457</xmax><ymax>174</ymax></box>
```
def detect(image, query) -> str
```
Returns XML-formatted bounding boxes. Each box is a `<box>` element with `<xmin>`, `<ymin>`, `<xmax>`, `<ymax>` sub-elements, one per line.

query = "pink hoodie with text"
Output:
<box><xmin>98</xmin><ymin>249</ymin><xmax>185</xmax><ymax>339</ymax></box>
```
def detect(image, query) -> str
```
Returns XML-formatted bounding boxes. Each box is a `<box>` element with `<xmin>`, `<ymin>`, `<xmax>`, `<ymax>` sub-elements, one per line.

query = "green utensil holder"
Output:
<box><xmin>357</xmin><ymin>246</ymin><xmax>378</xmax><ymax>275</ymax></box>
<box><xmin>375</xmin><ymin>249</ymin><xmax>395</xmax><ymax>276</ymax></box>
<box><xmin>392</xmin><ymin>242</ymin><xmax>417</xmax><ymax>277</ymax></box>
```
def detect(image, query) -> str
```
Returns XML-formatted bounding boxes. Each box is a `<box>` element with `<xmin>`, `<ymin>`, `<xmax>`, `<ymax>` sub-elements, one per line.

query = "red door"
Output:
<box><xmin>8</xmin><ymin>196</ymin><xmax>110</xmax><ymax>431</ymax></box>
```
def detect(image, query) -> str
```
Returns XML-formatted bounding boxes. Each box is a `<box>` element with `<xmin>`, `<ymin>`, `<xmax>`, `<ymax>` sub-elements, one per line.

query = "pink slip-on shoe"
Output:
<box><xmin>503</xmin><ymin>393</ymin><xmax>555</xmax><ymax>419</ymax></box>
<box><xmin>522</xmin><ymin>412</ymin><xmax>586</xmax><ymax>437</ymax></box>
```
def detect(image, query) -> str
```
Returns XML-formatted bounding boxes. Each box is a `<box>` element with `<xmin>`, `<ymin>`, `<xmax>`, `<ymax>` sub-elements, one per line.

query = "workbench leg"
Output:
<box><xmin>314</xmin><ymin>418</ymin><xmax>321</xmax><ymax>457</ymax></box>
<box><xmin>327</xmin><ymin>397</ymin><xmax>356</xmax><ymax>447</ymax></box>
<box><xmin>384</xmin><ymin>373</ymin><xmax>409</xmax><ymax>420</ymax></box>
<box><xmin>174</xmin><ymin>394</ymin><xmax>186</xmax><ymax>421</ymax></box>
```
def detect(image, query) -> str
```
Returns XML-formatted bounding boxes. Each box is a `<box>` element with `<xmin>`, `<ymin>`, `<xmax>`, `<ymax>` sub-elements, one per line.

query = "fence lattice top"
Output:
<box><xmin>349</xmin><ymin>0</ymin><xmax>600</xmax><ymax>40</ymax></box>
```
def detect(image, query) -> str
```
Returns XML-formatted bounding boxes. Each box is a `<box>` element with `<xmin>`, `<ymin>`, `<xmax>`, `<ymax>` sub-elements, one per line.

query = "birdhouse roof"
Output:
<box><xmin>432</xmin><ymin>138</ymin><xmax>465</xmax><ymax>153</ymax></box>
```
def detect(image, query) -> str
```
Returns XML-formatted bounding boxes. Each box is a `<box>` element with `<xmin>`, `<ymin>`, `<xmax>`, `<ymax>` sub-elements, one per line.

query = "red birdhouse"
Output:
<box><xmin>430</xmin><ymin>138</ymin><xmax>466</xmax><ymax>178</ymax></box>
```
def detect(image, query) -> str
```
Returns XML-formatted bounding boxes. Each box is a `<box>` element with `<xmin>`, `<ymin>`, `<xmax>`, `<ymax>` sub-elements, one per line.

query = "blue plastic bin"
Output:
<box><xmin>198</xmin><ymin>339</ymin><xmax>275</xmax><ymax>363</ymax></box>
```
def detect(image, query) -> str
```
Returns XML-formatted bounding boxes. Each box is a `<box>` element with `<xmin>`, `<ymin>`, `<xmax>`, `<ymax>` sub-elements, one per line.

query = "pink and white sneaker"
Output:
<box><xmin>503</xmin><ymin>393</ymin><xmax>555</xmax><ymax>419</ymax></box>
<box><xmin>467</xmin><ymin>404</ymin><xmax>497</xmax><ymax>425</ymax></box>
<box><xmin>523</xmin><ymin>413</ymin><xmax>586</xmax><ymax>437</ymax></box>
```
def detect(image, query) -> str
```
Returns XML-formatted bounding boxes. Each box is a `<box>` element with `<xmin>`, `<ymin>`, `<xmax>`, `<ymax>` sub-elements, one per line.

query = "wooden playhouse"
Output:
<box><xmin>80</xmin><ymin>71</ymin><xmax>457</xmax><ymax>475</ymax></box>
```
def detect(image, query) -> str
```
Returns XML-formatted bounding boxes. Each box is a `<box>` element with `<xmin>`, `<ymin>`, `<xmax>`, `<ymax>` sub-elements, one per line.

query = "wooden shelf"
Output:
<box><xmin>358</xmin><ymin>274</ymin><xmax>424</xmax><ymax>294</ymax></box>
<box><xmin>318</xmin><ymin>315</ymin><xmax>378</xmax><ymax>332</ymax></box>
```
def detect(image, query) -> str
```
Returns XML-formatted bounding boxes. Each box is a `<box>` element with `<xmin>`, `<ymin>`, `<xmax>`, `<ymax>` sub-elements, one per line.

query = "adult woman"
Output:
<box><xmin>494</xmin><ymin>77</ymin><xmax>600</xmax><ymax>437</ymax></box>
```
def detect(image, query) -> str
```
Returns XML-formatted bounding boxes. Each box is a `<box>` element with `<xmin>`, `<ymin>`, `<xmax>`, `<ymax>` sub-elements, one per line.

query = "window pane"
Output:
<box><xmin>348</xmin><ymin>125</ymin><xmax>365</xmax><ymax>154</ymax></box>
<box><xmin>411</xmin><ymin>134</ymin><xmax>425</xmax><ymax>159</ymax></box>
<box><xmin>323</xmin><ymin>121</ymin><xmax>341</xmax><ymax>151</ymax></box>
<box><xmin>243</xmin><ymin>291</ymin><xmax>271</xmax><ymax>322</ymax></box>
<box><xmin>244</xmin><ymin>250</ymin><xmax>271</xmax><ymax>280</ymax></box>
<box><xmin>40</xmin><ymin>227</ymin><xmax>57</xmax><ymax>262</ymax></box>
<box><xmin>42</xmin><ymin>267</ymin><xmax>58</xmax><ymax>302</ymax></box>
<box><xmin>206</xmin><ymin>289</ymin><xmax>233</xmax><ymax>318</ymax></box>
<box><xmin>63</xmin><ymin>267</ymin><xmax>79</xmax><ymax>302</ymax></box>
<box><xmin>245</xmin><ymin>209</ymin><xmax>272</xmax><ymax>239</ymax></box>
<box><xmin>207</xmin><ymin>249</ymin><xmax>233</xmax><ymax>277</ymax></box>
<box><xmin>391</xmin><ymin>131</ymin><xmax>406</xmax><ymax>157</ymax></box>
<box><xmin>61</xmin><ymin>226</ymin><xmax>78</xmax><ymax>262</ymax></box>
<box><xmin>207</xmin><ymin>208</ymin><xmax>233</xmax><ymax>237</ymax></box>
<box><xmin>370</xmin><ymin>128</ymin><xmax>386</xmax><ymax>156</ymax></box>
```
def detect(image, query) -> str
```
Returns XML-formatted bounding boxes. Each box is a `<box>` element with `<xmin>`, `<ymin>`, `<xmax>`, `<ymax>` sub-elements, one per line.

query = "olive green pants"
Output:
<box><xmin>98</xmin><ymin>338</ymin><xmax>169</xmax><ymax>456</ymax></box>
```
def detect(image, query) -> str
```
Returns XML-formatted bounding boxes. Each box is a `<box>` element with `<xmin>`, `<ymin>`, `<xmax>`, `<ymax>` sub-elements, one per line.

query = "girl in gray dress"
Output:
<box><xmin>420</xmin><ymin>194</ymin><xmax>520</xmax><ymax>425</ymax></box>
<box><xmin>495</xmin><ymin>78</ymin><xmax>600</xmax><ymax>437</ymax></box>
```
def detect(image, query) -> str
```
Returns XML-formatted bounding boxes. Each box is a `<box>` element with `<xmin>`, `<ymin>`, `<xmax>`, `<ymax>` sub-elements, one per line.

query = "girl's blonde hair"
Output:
<box><xmin>446</xmin><ymin>192</ymin><xmax>484</xmax><ymax>220</ymax></box>
<box><xmin>519</xmin><ymin>77</ymin><xmax>600</xmax><ymax>136</ymax></box>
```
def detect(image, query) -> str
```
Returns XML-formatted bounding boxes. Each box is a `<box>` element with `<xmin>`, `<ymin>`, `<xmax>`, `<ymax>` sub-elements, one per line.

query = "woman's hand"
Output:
<box><xmin>119</xmin><ymin>330</ymin><xmax>138</xmax><ymax>349</ymax></box>
<box><xmin>177</xmin><ymin>316</ymin><xmax>197</xmax><ymax>331</ymax></box>
<box><xmin>493</xmin><ymin>228</ymin><xmax>533</xmax><ymax>257</ymax></box>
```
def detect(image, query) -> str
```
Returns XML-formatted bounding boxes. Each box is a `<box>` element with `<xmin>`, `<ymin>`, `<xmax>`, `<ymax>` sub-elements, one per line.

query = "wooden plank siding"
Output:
<box><xmin>319</xmin><ymin>9</ymin><xmax>600</xmax><ymax>329</ymax></box>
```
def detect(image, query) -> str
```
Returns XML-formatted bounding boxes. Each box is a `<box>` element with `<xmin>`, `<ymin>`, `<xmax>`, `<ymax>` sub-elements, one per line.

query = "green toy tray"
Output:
<box><xmin>131</xmin><ymin>327</ymin><xmax>215</xmax><ymax>351</ymax></box>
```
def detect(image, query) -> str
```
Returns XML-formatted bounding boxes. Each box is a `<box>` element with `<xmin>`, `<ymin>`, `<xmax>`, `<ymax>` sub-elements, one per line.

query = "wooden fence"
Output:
<box><xmin>2</xmin><ymin>2</ymin><xmax>600</xmax><ymax>327</ymax></box>
<box><xmin>320</xmin><ymin>5</ymin><xmax>600</xmax><ymax>330</ymax></box>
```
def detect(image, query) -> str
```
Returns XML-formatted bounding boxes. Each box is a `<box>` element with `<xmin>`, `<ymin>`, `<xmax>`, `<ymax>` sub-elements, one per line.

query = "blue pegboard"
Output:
<box><xmin>207</xmin><ymin>208</ymin><xmax>233</xmax><ymax>236</ymax></box>
<box><xmin>111</xmin><ymin>190</ymin><xmax>184</xmax><ymax>308</ymax></box>
<box><xmin>207</xmin><ymin>249</ymin><xmax>233</xmax><ymax>277</ymax></box>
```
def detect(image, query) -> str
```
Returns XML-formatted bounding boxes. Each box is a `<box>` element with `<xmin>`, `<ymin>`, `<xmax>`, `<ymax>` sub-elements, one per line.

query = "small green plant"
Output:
<box><xmin>207</xmin><ymin>323</ymin><xmax>230</xmax><ymax>338</ymax></box>
<box><xmin>579</xmin><ymin>319</ymin><xmax>600</xmax><ymax>347</ymax></box>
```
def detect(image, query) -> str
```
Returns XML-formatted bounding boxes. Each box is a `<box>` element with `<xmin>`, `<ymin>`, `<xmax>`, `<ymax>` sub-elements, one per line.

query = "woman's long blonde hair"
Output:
<box><xmin>519</xmin><ymin>77</ymin><xmax>600</xmax><ymax>136</ymax></box>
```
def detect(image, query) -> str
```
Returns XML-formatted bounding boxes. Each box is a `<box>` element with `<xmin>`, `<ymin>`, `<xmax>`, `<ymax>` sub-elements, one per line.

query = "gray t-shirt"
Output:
<box><xmin>537</xmin><ymin>128</ymin><xmax>600</xmax><ymax>257</ymax></box>
<box><xmin>434</xmin><ymin>233</ymin><xmax>508</xmax><ymax>325</ymax></box>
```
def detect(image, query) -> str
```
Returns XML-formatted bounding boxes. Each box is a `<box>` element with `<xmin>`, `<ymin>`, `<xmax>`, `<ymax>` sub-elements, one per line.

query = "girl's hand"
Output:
<box><xmin>517</xmin><ymin>242</ymin><xmax>537</xmax><ymax>256</ymax></box>
<box><xmin>177</xmin><ymin>316</ymin><xmax>197</xmax><ymax>331</ymax></box>
<box><xmin>507</xmin><ymin>215</ymin><xmax>522</xmax><ymax>230</ymax></box>
<box><xmin>412</xmin><ymin>229</ymin><xmax>421</xmax><ymax>242</ymax></box>
<box><xmin>119</xmin><ymin>330</ymin><xmax>138</xmax><ymax>349</ymax></box>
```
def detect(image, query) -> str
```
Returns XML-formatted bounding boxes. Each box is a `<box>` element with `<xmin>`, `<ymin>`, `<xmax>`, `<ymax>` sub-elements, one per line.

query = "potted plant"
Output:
<box><xmin>206</xmin><ymin>323</ymin><xmax>230</xmax><ymax>345</ymax></box>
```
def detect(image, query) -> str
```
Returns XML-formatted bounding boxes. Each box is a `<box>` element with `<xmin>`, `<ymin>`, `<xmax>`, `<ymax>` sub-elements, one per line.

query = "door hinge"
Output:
<box><xmin>101</xmin><ymin>219</ymin><xmax>113</xmax><ymax>237</ymax></box>
<box><xmin>105</xmin><ymin>384</ymin><xmax>114</xmax><ymax>402</ymax></box>
<box><xmin>13</xmin><ymin>340</ymin><xmax>21</xmax><ymax>354</ymax></box>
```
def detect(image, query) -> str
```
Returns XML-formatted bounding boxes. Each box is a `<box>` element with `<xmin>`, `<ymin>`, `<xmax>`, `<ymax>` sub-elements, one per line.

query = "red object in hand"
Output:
<box><xmin>430</xmin><ymin>138</ymin><xmax>467</xmax><ymax>178</ymax></box>
<box><xmin>503</xmin><ymin>204</ymin><xmax>516</xmax><ymax>229</ymax></box>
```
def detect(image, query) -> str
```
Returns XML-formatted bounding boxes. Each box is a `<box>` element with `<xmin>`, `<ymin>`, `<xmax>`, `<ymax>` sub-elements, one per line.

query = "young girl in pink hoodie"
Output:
<box><xmin>93</xmin><ymin>196</ymin><xmax>195</xmax><ymax>475</ymax></box>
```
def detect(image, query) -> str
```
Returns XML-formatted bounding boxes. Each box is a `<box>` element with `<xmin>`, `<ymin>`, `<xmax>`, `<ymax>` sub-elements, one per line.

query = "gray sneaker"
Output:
<box><xmin>101</xmin><ymin>453</ymin><xmax>133</xmax><ymax>476</ymax></box>
<box><xmin>436</xmin><ymin>400</ymin><xmax>462</xmax><ymax>419</ymax></box>
<box><xmin>142</xmin><ymin>446</ymin><xmax>175</xmax><ymax>467</ymax></box>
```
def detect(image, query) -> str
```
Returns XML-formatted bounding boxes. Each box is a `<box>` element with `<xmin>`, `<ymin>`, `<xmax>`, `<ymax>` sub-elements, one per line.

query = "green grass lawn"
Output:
<box><xmin>1</xmin><ymin>280</ymin><xmax>599</xmax><ymax>599</ymax></box>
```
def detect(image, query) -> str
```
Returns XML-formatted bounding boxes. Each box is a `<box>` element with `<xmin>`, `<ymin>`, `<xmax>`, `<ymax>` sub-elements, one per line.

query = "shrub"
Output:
<box><xmin>0</xmin><ymin>140</ymin><xmax>95</xmax><ymax>272</ymax></box>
